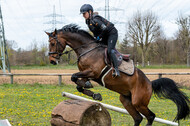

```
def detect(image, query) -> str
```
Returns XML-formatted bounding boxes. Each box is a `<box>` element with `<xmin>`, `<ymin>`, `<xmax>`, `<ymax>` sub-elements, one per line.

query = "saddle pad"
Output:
<box><xmin>118</xmin><ymin>59</ymin><xmax>135</xmax><ymax>75</ymax></box>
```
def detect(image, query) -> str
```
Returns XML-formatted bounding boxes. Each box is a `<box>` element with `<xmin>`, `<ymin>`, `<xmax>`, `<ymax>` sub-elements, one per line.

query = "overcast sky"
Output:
<box><xmin>1</xmin><ymin>0</ymin><xmax>190</xmax><ymax>49</ymax></box>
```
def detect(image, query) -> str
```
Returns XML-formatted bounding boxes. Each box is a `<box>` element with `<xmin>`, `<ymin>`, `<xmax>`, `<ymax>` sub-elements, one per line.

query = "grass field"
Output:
<box><xmin>10</xmin><ymin>64</ymin><xmax>78</xmax><ymax>70</ymax></box>
<box><xmin>0</xmin><ymin>84</ymin><xmax>189</xmax><ymax>126</ymax></box>
<box><xmin>10</xmin><ymin>64</ymin><xmax>190</xmax><ymax>70</ymax></box>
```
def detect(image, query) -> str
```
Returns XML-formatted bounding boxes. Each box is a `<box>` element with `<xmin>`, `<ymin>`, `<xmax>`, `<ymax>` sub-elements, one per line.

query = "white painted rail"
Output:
<box><xmin>0</xmin><ymin>73</ymin><xmax>73</xmax><ymax>85</ymax></box>
<box><xmin>62</xmin><ymin>92</ymin><xmax>178</xmax><ymax>126</ymax></box>
<box><xmin>0</xmin><ymin>72</ymin><xmax>190</xmax><ymax>85</ymax></box>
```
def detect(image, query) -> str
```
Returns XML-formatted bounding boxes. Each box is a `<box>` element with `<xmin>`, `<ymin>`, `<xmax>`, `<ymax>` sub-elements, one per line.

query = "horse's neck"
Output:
<box><xmin>68</xmin><ymin>39</ymin><xmax>97</xmax><ymax>56</ymax></box>
<box><xmin>64</xmin><ymin>33</ymin><xmax>99</xmax><ymax>56</ymax></box>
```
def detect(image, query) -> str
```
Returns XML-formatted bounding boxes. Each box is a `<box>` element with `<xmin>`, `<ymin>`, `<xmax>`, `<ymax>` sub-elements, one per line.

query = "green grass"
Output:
<box><xmin>0</xmin><ymin>84</ymin><xmax>190</xmax><ymax>126</ymax></box>
<box><xmin>11</xmin><ymin>64</ymin><xmax>78</xmax><ymax>70</ymax></box>
<box><xmin>10</xmin><ymin>64</ymin><xmax>190</xmax><ymax>70</ymax></box>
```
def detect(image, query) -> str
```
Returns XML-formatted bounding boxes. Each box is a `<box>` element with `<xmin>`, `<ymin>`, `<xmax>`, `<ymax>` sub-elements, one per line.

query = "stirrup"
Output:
<box><xmin>112</xmin><ymin>68</ymin><xmax>120</xmax><ymax>77</ymax></box>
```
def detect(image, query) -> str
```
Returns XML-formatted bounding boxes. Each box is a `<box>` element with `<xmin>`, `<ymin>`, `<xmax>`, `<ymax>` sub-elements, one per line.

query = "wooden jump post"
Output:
<box><xmin>62</xmin><ymin>92</ymin><xmax>178</xmax><ymax>126</ymax></box>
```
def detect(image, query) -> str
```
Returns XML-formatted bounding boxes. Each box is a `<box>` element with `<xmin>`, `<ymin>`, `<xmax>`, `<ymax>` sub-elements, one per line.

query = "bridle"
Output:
<box><xmin>48</xmin><ymin>36</ymin><xmax>66</xmax><ymax>59</ymax></box>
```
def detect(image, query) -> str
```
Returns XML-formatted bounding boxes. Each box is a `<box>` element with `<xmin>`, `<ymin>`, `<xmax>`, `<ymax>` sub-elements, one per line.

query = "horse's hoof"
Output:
<box><xmin>93</xmin><ymin>93</ymin><xmax>102</xmax><ymax>101</ymax></box>
<box><xmin>84</xmin><ymin>81</ymin><xmax>93</xmax><ymax>88</ymax></box>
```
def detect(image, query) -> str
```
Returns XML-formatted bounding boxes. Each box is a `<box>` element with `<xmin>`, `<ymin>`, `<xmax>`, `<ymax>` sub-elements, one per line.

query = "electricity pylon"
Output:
<box><xmin>0</xmin><ymin>4</ymin><xmax>10</xmax><ymax>73</ymax></box>
<box><xmin>44</xmin><ymin>5</ymin><xmax>64</xmax><ymax>32</ymax></box>
<box><xmin>96</xmin><ymin>0</ymin><xmax>124</xmax><ymax>23</ymax></box>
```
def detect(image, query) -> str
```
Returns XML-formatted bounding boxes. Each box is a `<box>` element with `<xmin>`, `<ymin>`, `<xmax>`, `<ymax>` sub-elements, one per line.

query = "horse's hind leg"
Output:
<box><xmin>134</xmin><ymin>104</ymin><xmax>155</xmax><ymax>126</ymax></box>
<box><xmin>143</xmin><ymin>108</ymin><xmax>155</xmax><ymax>126</ymax></box>
<box><xmin>120</xmin><ymin>94</ymin><xmax>143</xmax><ymax>126</ymax></box>
<box><xmin>132</xmin><ymin>89</ymin><xmax>155</xmax><ymax>126</ymax></box>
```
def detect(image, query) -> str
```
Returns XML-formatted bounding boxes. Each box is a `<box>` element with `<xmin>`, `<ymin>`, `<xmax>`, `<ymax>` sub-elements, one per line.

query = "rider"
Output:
<box><xmin>80</xmin><ymin>4</ymin><xmax>120</xmax><ymax>77</ymax></box>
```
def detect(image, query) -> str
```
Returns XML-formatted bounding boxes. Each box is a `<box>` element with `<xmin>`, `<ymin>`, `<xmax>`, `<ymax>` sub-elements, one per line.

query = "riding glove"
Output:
<box><xmin>96</xmin><ymin>36</ymin><xmax>102</xmax><ymax>41</ymax></box>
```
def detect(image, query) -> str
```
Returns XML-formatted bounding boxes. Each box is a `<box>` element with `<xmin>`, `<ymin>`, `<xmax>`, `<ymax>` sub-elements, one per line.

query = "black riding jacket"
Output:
<box><xmin>86</xmin><ymin>14</ymin><xmax>115</xmax><ymax>42</ymax></box>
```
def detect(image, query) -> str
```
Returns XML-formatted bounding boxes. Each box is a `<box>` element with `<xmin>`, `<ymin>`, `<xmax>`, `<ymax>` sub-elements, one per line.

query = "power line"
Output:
<box><xmin>47</xmin><ymin>0</ymin><xmax>51</xmax><ymax>7</ymax></box>
<box><xmin>3</xmin><ymin>1</ymin><xmax>29</xmax><ymax>34</ymax></box>
<box><xmin>15</xmin><ymin>0</ymin><xmax>38</xmax><ymax>30</ymax></box>
<box><xmin>161</xmin><ymin>1</ymin><xmax>185</xmax><ymax>20</ymax></box>
<box><xmin>59</xmin><ymin>0</ymin><xmax>63</xmax><ymax>22</ymax></box>
<box><xmin>96</xmin><ymin>0</ymin><xmax>124</xmax><ymax>22</ymax></box>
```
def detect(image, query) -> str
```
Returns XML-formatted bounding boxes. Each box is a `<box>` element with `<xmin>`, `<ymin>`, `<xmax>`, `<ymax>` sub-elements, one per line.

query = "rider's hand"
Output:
<box><xmin>96</xmin><ymin>36</ymin><xmax>102</xmax><ymax>41</ymax></box>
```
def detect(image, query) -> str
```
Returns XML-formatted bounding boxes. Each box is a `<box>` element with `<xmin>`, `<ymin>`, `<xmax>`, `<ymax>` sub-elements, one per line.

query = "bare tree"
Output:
<box><xmin>120</xmin><ymin>34</ymin><xmax>138</xmax><ymax>63</ymax></box>
<box><xmin>176</xmin><ymin>15</ymin><xmax>190</xmax><ymax>67</ymax></box>
<box><xmin>120</xmin><ymin>34</ymin><xmax>131</xmax><ymax>54</ymax></box>
<box><xmin>38</xmin><ymin>42</ymin><xmax>49</xmax><ymax>65</ymax></box>
<box><xmin>154</xmin><ymin>37</ymin><xmax>169</xmax><ymax>64</ymax></box>
<box><xmin>128</xmin><ymin>11</ymin><xmax>161</xmax><ymax>67</ymax></box>
<box><xmin>29</xmin><ymin>40</ymin><xmax>39</xmax><ymax>65</ymax></box>
<box><xmin>5</xmin><ymin>40</ymin><xmax>18</xmax><ymax>66</ymax></box>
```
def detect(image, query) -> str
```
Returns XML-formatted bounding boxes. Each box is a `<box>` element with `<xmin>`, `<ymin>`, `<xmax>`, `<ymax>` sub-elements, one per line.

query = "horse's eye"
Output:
<box><xmin>51</xmin><ymin>43</ymin><xmax>55</xmax><ymax>46</ymax></box>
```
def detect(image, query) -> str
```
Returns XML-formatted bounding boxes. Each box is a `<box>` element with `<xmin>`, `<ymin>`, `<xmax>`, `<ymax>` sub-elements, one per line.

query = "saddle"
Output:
<box><xmin>104</xmin><ymin>48</ymin><xmax>134</xmax><ymax>75</ymax></box>
<box><xmin>104</xmin><ymin>48</ymin><xmax>130</xmax><ymax>65</ymax></box>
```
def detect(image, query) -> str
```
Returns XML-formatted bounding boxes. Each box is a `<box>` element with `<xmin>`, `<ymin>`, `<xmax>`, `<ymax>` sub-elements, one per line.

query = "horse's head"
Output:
<box><xmin>45</xmin><ymin>29</ymin><xmax>66</xmax><ymax>65</ymax></box>
<box><xmin>46</xmin><ymin>24</ymin><xmax>96</xmax><ymax>65</ymax></box>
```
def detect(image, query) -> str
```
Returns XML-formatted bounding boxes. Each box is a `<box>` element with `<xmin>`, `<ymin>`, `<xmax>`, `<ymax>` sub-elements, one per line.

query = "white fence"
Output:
<box><xmin>0</xmin><ymin>73</ymin><xmax>190</xmax><ymax>85</ymax></box>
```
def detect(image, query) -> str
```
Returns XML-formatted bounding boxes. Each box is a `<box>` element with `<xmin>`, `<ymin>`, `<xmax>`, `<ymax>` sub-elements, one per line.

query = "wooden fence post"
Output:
<box><xmin>10</xmin><ymin>74</ymin><xmax>13</xmax><ymax>84</ymax></box>
<box><xmin>58</xmin><ymin>75</ymin><xmax>62</xmax><ymax>86</ymax></box>
<box><xmin>158</xmin><ymin>73</ymin><xmax>162</xmax><ymax>79</ymax></box>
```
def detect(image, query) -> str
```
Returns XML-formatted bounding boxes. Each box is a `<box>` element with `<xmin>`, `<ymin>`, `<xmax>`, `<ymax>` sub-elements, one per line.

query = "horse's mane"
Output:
<box><xmin>58</xmin><ymin>24</ymin><xmax>95</xmax><ymax>40</ymax></box>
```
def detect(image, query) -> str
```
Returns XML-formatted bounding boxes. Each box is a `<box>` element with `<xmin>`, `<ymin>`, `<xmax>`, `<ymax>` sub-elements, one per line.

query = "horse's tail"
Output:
<box><xmin>151</xmin><ymin>78</ymin><xmax>190</xmax><ymax>121</ymax></box>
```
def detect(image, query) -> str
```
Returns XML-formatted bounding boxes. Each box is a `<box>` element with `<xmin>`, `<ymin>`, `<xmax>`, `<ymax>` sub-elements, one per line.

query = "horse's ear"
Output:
<box><xmin>52</xmin><ymin>29</ymin><xmax>57</xmax><ymax>36</ymax></box>
<box><xmin>55</xmin><ymin>29</ymin><xmax>57</xmax><ymax>34</ymax></box>
<box><xmin>45</xmin><ymin>31</ymin><xmax>50</xmax><ymax>36</ymax></box>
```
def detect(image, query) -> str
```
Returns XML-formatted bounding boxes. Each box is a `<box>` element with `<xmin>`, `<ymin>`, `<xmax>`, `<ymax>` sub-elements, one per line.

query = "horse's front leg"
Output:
<box><xmin>71</xmin><ymin>70</ymin><xmax>102</xmax><ymax>101</ymax></box>
<box><xmin>76</xmin><ymin>85</ymin><xmax>102</xmax><ymax>101</ymax></box>
<box><xmin>76</xmin><ymin>78</ymin><xmax>93</xmax><ymax>88</ymax></box>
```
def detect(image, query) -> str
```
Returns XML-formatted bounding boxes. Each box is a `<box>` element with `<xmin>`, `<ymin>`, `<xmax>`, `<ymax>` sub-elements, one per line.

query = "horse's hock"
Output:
<box><xmin>50</xmin><ymin>99</ymin><xmax>111</xmax><ymax>126</ymax></box>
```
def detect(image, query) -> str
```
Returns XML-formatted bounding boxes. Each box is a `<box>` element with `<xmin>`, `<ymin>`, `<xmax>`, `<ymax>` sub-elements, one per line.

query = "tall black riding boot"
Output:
<box><xmin>110</xmin><ymin>51</ymin><xmax>120</xmax><ymax>77</ymax></box>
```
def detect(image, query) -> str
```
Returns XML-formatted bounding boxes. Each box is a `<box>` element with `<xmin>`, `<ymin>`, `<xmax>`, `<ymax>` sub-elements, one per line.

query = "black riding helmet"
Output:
<box><xmin>80</xmin><ymin>4</ymin><xmax>93</xmax><ymax>14</ymax></box>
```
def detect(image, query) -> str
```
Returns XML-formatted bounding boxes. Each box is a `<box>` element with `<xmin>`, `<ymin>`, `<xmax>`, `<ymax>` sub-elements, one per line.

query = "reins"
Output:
<box><xmin>62</xmin><ymin>41</ymin><xmax>97</xmax><ymax>55</ymax></box>
<box><xmin>75</xmin><ymin>43</ymin><xmax>103</xmax><ymax>64</ymax></box>
<box><xmin>49</xmin><ymin>36</ymin><xmax>104</xmax><ymax>64</ymax></box>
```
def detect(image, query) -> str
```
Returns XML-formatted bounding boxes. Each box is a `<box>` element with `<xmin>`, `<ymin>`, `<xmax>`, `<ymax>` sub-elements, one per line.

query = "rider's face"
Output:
<box><xmin>83</xmin><ymin>12</ymin><xmax>89</xmax><ymax>19</ymax></box>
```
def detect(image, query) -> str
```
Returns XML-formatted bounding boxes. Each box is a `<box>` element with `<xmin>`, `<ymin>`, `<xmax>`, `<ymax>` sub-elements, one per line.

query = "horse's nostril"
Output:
<box><xmin>50</xmin><ymin>60</ymin><xmax>57</xmax><ymax>65</ymax></box>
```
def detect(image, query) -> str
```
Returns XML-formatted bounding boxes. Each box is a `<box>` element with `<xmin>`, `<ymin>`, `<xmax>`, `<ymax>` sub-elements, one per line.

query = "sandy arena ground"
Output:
<box><xmin>0</xmin><ymin>69</ymin><xmax>190</xmax><ymax>87</ymax></box>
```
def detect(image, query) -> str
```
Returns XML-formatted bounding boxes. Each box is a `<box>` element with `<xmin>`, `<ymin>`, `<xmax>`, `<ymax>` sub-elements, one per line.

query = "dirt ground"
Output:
<box><xmin>0</xmin><ymin>69</ymin><xmax>190</xmax><ymax>87</ymax></box>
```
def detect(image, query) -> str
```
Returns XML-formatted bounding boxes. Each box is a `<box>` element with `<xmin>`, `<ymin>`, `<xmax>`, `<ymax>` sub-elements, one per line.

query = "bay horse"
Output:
<box><xmin>46</xmin><ymin>24</ymin><xmax>190</xmax><ymax>126</ymax></box>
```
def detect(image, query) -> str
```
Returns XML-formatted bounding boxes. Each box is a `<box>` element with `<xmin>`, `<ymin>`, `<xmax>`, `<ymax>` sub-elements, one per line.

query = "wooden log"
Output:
<box><xmin>50</xmin><ymin>99</ymin><xmax>111</xmax><ymax>126</ymax></box>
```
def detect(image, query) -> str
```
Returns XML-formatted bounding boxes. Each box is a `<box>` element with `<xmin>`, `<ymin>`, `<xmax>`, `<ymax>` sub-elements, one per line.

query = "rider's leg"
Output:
<box><xmin>107</xmin><ymin>31</ymin><xmax>120</xmax><ymax>77</ymax></box>
<box><xmin>110</xmin><ymin>49</ymin><xmax>120</xmax><ymax>77</ymax></box>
